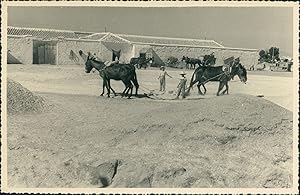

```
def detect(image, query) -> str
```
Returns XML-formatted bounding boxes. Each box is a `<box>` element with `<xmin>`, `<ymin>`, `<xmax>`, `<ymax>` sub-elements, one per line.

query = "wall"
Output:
<box><xmin>101</xmin><ymin>42</ymin><xmax>133</xmax><ymax>63</ymax></box>
<box><xmin>7</xmin><ymin>35</ymin><xmax>258</xmax><ymax>68</ymax></box>
<box><xmin>133</xmin><ymin>43</ymin><xmax>258</xmax><ymax>69</ymax></box>
<box><xmin>56</xmin><ymin>39</ymin><xmax>133</xmax><ymax>65</ymax></box>
<box><xmin>57</xmin><ymin>39</ymin><xmax>104</xmax><ymax>65</ymax></box>
<box><xmin>7</xmin><ymin>36</ymin><xmax>33</xmax><ymax>64</ymax></box>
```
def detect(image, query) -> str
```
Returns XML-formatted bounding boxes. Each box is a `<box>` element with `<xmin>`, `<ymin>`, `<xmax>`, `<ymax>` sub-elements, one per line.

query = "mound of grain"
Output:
<box><xmin>7</xmin><ymin>93</ymin><xmax>293</xmax><ymax>189</ymax></box>
<box><xmin>7</xmin><ymin>79</ymin><xmax>45</xmax><ymax>114</ymax></box>
<box><xmin>94</xmin><ymin>94</ymin><xmax>293</xmax><ymax>188</ymax></box>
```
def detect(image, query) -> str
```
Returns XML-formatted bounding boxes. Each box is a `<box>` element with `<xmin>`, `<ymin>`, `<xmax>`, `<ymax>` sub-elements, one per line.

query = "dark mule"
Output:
<box><xmin>186</xmin><ymin>62</ymin><xmax>247</xmax><ymax>96</ymax></box>
<box><xmin>202</xmin><ymin>54</ymin><xmax>216</xmax><ymax>66</ymax></box>
<box><xmin>130</xmin><ymin>57</ymin><xmax>152</xmax><ymax>69</ymax></box>
<box><xmin>182</xmin><ymin>56</ymin><xmax>202</xmax><ymax>69</ymax></box>
<box><xmin>79</xmin><ymin>50</ymin><xmax>139</xmax><ymax>98</ymax></box>
<box><xmin>79</xmin><ymin>51</ymin><xmax>116</xmax><ymax>96</ymax></box>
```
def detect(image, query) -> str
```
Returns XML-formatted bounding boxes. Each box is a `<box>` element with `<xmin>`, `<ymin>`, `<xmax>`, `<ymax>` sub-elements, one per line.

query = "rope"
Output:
<box><xmin>198</xmin><ymin>72</ymin><xmax>227</xmax><ymax>86</ymax></box>
<box><xmin>138</xmin><ymin>85</ymin><xmax>164</xmax><ymax>100</ymax></box>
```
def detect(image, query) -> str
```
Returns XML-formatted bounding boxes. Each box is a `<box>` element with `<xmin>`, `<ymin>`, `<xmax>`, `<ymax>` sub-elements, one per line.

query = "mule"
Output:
<box><xmin>202</xmin><ymin>54</ymin><xmax>216</xmax><ymax>66</ymax></box>
<box><xmin>186</xmin><ymin>62</ymin><xmax>247</xmax><ymax>96</ymax></box>
<box><xmin>130</xmin><ymin>57</ymin><xmax>152</xmax><ymax>69</ymax></box>
<box><xmin>79</xmin><ymin>50</ymin><xmax>139</xmax><ymax>98</ymax></box>
<box><xmin>181</xmin><ymin>56</ymin><xmax>202</xmax><ymax>69</ymax></box>
<box><xmin>78</xmin><ymin>51</ymin><xmax>117</xmax><ymax>96</ymax></box>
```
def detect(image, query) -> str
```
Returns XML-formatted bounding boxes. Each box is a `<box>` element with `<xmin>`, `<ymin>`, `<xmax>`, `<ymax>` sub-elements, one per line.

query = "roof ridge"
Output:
<box><xmin>212</xmin><ymin>40</ymin><xmax>224</xmax><ymax>47</ymax></box>
<box><xmin>99</xmin><ymin>33</ymin><xmax>111</xmax><ymax>41</ymax></box>
<box><xmin>84</xmin><ymin>32</ymin><xmax>109</xmax><ymax>38</ymax></box>
<box><xmin>106</xmin><ymin>32</ymin><xmax>131</xmax><ymax>43</ymax></box>
<box><xmin>117</xmin><ymin>33</ymin><xmax>217</xmax><ymax>43</ymax></box>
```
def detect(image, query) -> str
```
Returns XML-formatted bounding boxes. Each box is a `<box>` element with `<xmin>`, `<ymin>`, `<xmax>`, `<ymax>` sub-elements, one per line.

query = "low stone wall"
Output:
<box><xmin>8</xmin><ymin>36</ymin><xmax>33</xmax><ymax>65</ymax></box>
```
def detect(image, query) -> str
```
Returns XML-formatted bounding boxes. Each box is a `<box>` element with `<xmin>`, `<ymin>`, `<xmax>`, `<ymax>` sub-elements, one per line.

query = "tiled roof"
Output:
<box><xmin>8</xmin><ymin>26</ymin><xmax>79</xmax><ymax>39</ymax></box>
<box><xmin>74</xmin><ymin>31</ymin><xmax>94</xmax><ymax>38</ymax></box>
<box><xmin>80</xmin><ymin>33</ymin><xmax>108</xmax><ymax>40</ymax></box>
<box><xmin>101</xmin><ymin>33</ymin><xmax>130</xmax><ymax>43</ymax></box>
<box><xmin>8</xmin><ymin>26</ymin><xmax>224</xmax><ymax>48</ymax></box>
<box><xmin>117</xmin><ymin>34</ymin><xmax>224</xmax><ymax>48</ymax></box>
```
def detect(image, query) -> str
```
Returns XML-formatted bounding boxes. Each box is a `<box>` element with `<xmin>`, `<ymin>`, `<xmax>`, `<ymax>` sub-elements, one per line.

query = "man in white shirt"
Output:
<box><xmin>158</xmin><ymin>66</ymin><xmax>172</xmax><ymax>92</ymax></box>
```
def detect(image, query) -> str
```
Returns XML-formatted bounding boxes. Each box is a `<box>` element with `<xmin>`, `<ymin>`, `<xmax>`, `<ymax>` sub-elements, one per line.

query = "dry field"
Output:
<box><xmin>6</xmin><ymin>64</ymin><xmax>294</xmax><ymax>188</ymax></box>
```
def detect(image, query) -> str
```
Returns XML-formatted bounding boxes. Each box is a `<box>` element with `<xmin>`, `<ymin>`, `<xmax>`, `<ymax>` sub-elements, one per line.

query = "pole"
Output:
<box><xmin>272</xmin><ymin>47</ymin><xmax>274</xmax><ymax>62</ymax></box>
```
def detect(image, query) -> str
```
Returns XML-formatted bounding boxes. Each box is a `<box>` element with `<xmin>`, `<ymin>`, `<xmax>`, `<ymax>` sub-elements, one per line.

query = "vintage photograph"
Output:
<box><xmin>1</xmin><ymin>2</ymin><xmax>298</xmax><ymax>194</ymax></box>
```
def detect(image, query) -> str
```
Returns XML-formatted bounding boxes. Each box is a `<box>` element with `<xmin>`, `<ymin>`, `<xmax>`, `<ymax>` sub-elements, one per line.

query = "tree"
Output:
<box><xmin>268</xmin><ymin>47</ymin><xmax>280</xmax><ymax>62</ymax></box>
<box><xmin>258</xmin><ymin>47</ymin><xmax>280</xmax><ymax>63</ymax></box>
<box><xmin>259</xmin><ymin>50</ymin><xmax>267</xmax><ymax>62</ymax></box>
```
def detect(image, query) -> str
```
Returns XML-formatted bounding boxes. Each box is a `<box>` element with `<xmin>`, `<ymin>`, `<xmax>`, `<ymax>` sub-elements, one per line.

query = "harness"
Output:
<box><xmin>198</xmin><ymin>72</ymin><xmax>227</xmax><ymax>85</ymax></box>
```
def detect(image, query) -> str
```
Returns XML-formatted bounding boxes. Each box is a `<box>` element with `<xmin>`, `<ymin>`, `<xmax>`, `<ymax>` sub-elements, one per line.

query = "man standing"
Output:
<box><xmin>175</xmin><ymin>71</ymin><xmax>187</xmax><ymax>99</ymax></box>
<box><xmin>158</xmin><ymin>66</ymin><xmax>172</xmax><ymax>92</ymax></box>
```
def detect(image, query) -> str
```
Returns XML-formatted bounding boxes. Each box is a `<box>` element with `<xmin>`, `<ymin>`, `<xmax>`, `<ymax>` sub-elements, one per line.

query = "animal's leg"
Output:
<box><xmin>100</xmin><ymin>79</ymin><xmax>105</xmax><ymax>96</ymax></box>
<box><xmin>107</xmin><ymin>80</ymin><xmax>117</xmax><ymax>96</ymax></box>
<box><xmin>197</xmin><ymin>83</ymin><xmax>203</xmax><ymax>95</ymax></box>
<box><xmin>105</xmin><ymin>80</ymin><xmax>111</xmax><ymax>98</ymax></box>
<box><xmin>217</xmin><ymin>81</ymin><xmax>225</xmax><ymax>96</ymax></box>
<box><xmin>201</xmin><ymin>84</ymin><xmax>207</xmax><ymax>95</ymax></box>
<box><xmin>124</xmin><ymin>89</ymin><xmax>129</xmax><ymax>97</ymax></box>
<box><xmin>131</xmin><ymin>77</ymin><xmax>139</xmax><ymax>96</ymax></box>
<box><xmin>187</xmin><ymin>78</ymin><xmax>199</xmax><ymax>95</ymax></box>
<box><xmin>222</xmin><ymin>81</ymin><xmax>229</xmax><ymax>95</ymax></box>
<box><xmin>128</xmin><ymin>83</ymin><xmax>134</xmax><ymax>98</ymax></box>
<box><xmin>124</xmin><ymin>85</ymin><xmax>131</xmax><ymax>97</ymax></box>
<box><xmin>123</xmin><ymin>80</ymin><xmax>133</xmax><ymax>99</ymax></box>
<box><xmin>121</xmin><ymin>86</ymin><xmax>128</xmax><ymax>97</ymax></box>
<box><xmin>122</xmin><ymin>80</ymin><xmax>132</xmax><ymax>97</ymax></box>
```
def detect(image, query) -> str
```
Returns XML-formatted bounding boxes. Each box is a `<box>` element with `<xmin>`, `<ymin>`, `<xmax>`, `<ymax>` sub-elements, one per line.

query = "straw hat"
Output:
<box><xmin>180</xmin><ymin>71</ymin><xmax>186</xmax><ymax>75</ymax></box>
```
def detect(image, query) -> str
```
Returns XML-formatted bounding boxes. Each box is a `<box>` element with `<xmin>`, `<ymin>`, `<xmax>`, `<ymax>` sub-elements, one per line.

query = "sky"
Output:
<box><xmin>8</xmin><ymin>6</ymin><xmax>294</xmax><ymax>56</ymax></box>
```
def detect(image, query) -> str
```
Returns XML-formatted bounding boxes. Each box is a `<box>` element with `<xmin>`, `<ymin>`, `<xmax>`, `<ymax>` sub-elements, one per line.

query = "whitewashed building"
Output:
<box><xmin>7</xmin><ymin>26</ymin><xmax>258</xmax><ymax>68</ymax></box>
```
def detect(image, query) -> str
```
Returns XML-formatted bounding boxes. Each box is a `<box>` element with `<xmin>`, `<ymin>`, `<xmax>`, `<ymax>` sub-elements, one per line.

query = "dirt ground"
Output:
<box><xmin>6</xmin><ymin>64</ymin><xmax>294</xmax><ymax>188</ymax></box>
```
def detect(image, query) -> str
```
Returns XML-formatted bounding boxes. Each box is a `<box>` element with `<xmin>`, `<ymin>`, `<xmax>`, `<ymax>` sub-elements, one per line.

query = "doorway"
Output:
<box><xmin>139</xmin><ymin>53</ymin><xmax>146</xmax><ymax>59</ymax></box>
<box><xmin>112</xmin><ymin>49</ymin><xmax>121</xmax><ymax>61</ymax></box>
<box><xmin>33</xmin><ymin>40</ymin><xmax>57</xmax><ymax>64</ymax></box>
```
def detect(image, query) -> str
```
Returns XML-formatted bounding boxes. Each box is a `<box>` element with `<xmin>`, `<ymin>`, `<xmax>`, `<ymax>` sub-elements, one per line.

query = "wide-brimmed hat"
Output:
<box><xmin>180</xmin><ymin>71</ymin><xmax>186</xmax><ymax>75</ymax></box>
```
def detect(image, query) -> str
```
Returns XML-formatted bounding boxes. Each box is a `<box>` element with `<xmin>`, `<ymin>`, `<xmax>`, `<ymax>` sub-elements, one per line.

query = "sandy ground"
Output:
<box><xmin>7</xmin><ymin>64</ymin><xmax>293</xmax><ymax>111</ymax></box>
<box><xmin>6</xmin><ymin>64</ymin><xmax>294</xmax><ymax>188</ymax></box>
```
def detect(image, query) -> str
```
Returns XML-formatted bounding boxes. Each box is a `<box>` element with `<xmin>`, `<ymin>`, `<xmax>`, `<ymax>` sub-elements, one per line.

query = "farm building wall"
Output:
<box><xmin>56</xmin><ymin>39</ymin><xmax>133</xmax><ymax>65</ymax></box>
<box><xmin>57</xmin><ymin>39</ymin><xmax>105</xmax><ymax>65</ymax></box>
<box><xmin>101</xmin><ymin>41</ymin><xmax>133</xmax><ymax>63</ymax></box>
<box><xmin>7</xmin><ymin>34</ymin><xmax>258</xmax><ymax>67</ymax></box>
<box><xmin>133</xmin><ymin>44</ymin><xmax>258</xmax><ymax>69</ymax></box>
<box><xmin>7</xmin><ymin>36</ymin><xmax>33</xmax><ymax>64</ymax></box>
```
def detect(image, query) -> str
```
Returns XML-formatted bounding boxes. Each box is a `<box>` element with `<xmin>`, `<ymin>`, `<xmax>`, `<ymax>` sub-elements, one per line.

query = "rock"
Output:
<box><xmin>74</xmin><ymin>159</ymin><xmax>120</xmax><ymax>187</ymax></box>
